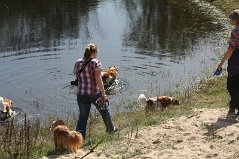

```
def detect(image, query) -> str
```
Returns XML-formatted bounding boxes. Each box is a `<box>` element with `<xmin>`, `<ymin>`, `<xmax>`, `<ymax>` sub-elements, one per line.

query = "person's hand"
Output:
<box><xmin>217</xmin><ymin>62</ymin><xmax>223</xmax><ymax>70</ymax></box>
<box><xmin>103</xmin><ymin>95</ymin><xmax>108</xmax><ymax>103</ymax></box>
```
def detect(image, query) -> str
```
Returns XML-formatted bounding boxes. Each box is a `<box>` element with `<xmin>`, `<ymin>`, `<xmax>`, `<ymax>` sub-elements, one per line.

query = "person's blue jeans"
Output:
<box><xmin>76</xmin><ymin>93</ymin><xmax>114</xmax><ymax>139</ymax></box>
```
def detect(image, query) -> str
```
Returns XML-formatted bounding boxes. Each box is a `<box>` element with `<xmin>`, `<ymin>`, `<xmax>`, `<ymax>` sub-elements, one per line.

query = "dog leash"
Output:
<box><xmin>71</xmin><ymin>58</ymin><xmax>93</xmax><ymax>85</ymax></box>
<box><xmin>77</xmin><ymin>57</ymin><xmax>93</xmax><ymax>75</ymax></box>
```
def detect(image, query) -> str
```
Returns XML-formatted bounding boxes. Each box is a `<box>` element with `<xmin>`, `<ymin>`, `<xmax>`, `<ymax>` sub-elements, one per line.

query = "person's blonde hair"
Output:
<box><xmin>229</xmin><ymin>9</ymin><xmax>239</xmax><ymax>24</ymax></box>
<box><xmin>84</xmin><ymin>44</ymin><xmax>98</xmax><ymax>60</ymax></box>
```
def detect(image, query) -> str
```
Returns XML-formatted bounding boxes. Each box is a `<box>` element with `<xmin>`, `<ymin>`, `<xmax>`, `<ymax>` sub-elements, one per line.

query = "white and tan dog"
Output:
<box><xmin>102</xmin><ymin>66</ymin><xmax>118</xmax><ymax>85</ymax></box>
<box><xmin>138</xmin><ymin>94</ymin><xmax>180</xmax><ymax>113</ymax></box>
<box><xmin>0</xmin><ymin>96</ymin><xmax>15</xmax><ymax>121</ymax></box>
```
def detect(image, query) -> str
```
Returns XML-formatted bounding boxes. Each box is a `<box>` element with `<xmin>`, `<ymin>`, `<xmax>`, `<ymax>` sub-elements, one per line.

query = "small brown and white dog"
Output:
<box><xmin>138</xmin><ymin>94</ymin><xmax>180</xmax><ymax>113</ymax></box>
<box><xmin>108</xmin><ymin>66</ymin><xmax>118</xmax><ymax>78</ymax></box>
<box><xmin>102</xmin><ymin>66</ymin><xmax>118</xmax><ymax>85</ymax></box>
<box><xmin>50</xmin><ymin>120</ymin><xmax>83</xmax><ymax>153</ymax></box>
<box><xmin>0</xmin><ymin>96</ymin><xmax>15</xmax><ymax>121</ymax></box>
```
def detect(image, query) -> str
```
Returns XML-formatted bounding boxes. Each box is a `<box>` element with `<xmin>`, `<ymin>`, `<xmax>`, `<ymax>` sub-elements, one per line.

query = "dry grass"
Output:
<box><xmin>0</xmin><ymin>114</ymin><xmax>53</xmax><ymax>159</ymax></box>
<box><xmin>0</xmin><ymin>75</ymin><xmax>230</xmax><ymax>159</ymax></box>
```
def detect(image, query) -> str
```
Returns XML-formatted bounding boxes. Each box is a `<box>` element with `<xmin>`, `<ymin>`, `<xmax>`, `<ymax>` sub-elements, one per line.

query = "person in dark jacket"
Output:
<box><xmin>217</xmin><ymin>9</ymin><xmax>239</xmax><ymax>115</ymax></box>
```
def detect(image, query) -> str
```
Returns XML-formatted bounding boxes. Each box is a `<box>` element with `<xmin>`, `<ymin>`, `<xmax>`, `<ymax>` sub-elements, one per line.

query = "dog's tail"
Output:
<box><xmin>138</xmin><ymin>94</ymin><xmax>148</xmax><ymax>105</ymax></box>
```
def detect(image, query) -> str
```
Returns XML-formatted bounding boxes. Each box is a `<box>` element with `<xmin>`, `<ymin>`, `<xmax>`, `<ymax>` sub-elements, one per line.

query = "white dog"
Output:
<box><xmin>0</xmin><ymin>96</ymin><xmax>16</xmax><ymax>121</ymax></box>
<box><xmin>138</xmin><ymin>94</ymin><xmax>180</xmax><ymax>113</ymax></box>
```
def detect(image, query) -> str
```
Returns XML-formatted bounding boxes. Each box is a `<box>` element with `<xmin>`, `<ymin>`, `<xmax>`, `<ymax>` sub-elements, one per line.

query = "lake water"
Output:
<box><xmin>0</xmin><ymin>0</ymin><xmax>229</xmax><ymax>119</ymax></box>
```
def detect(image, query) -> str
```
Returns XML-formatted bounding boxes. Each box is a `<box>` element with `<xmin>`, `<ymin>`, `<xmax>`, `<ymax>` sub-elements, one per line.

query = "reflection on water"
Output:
<box><xmin>0</xmin><ymin>0</ymin><xmax>100</xmax><ymax>54</ymax></box>
<box><xmin>122</xmin><ymin>0</ymin><xmax>223</xmax><ymax>57</ymax></box>
<box><xmin>0</xmin><ymin>0</ymin><xmax>227</xmax><ymax>118</ymax></box>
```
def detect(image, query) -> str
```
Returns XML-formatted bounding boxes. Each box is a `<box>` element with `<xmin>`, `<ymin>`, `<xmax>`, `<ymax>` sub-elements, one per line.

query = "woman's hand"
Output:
<box><xmin>217</xmin><ymin>62</ymin><xmax>223</xmax><ymax>69</ymax></box>
<box><xmin>103</xmin><ymin>94</ymin><xmax>108</xmax><ymax>103</ymax></box>
<box><xmin>217</xmin><ymin>48</ymin><xmax>234</xmax><ymax>69</ymax></box>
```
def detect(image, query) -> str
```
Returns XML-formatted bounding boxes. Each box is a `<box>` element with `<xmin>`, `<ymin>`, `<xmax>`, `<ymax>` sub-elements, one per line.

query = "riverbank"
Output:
<box><xmin>42</xmin><ymin>75</ymin><xmax>233</xmax><ymax>159</ymax></box>
<box><xmin>0</xmin><ymin>0</ymin><xmax>237</xmax><ymax>159</ymax></box>
<box><xmin>205</xmin><ymin>0</ymin><xmax>239</xmax><ymax>15</ymax></box>
<box><xmin>42</xmin><ymin>0</ymin><xmax>239</xmax><ymax>158</ymax></box>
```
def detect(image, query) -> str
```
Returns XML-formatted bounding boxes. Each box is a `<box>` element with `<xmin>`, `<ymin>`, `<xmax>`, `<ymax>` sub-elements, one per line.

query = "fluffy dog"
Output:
<box><xmin>102</xmin><ymin>66</ymin><xmax>118</xmax><ymax>85</ymax></box>
<box><xmin>50</xmin><ymin>120</ymin><xmax>83</xmax><ymax>153</ymax></box>
<box><xmin>50</xmin><ymin>120</ymin><xmax>66</xmax><ymax>130</ymax></box>
<box><xmin>108</xmin><ymin>66</ymin><xmax>118</xmax><ymax>78</ymax></box>
<box><xmin>138</xmin><ymin>94</ymin><xmax>180</xmax><ymax>113</ymax></box>
<box><xmin>67</xmin><ymin>131</ymin><xmax>83</xmax><ymax>153</ymax></box>
<box><xmin>0</xmin><ymin>97</ymin><xmax>15</xmax><ymax>121</ymax></box>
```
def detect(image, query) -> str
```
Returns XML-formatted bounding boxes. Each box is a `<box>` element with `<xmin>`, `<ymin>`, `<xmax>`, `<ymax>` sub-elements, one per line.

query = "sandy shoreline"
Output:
<box><xmin>42</xmin><ymin>108</ymin><xmax>239</xmax><ymax>159</ymax></box>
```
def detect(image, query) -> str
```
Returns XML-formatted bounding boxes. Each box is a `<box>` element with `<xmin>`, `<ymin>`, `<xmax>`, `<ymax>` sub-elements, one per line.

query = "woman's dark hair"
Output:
<box><xmin>229</xmin><ymin>9</ymin><xmax>239</xmax><ymax>22</ymax></box>
<box><xmin>84</xmin><ymin>44</ymin><xmax>98</xmax><ymax>60</ymax></box>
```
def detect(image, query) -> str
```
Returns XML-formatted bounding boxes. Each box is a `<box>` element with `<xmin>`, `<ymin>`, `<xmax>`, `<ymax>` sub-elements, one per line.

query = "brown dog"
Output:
<box><xmin>67</xmin><ymin>131</ymin><xmax>84</xmax><ymax>153</ymax></box>
<box><xmin>138</xmin><ymin>94</ymin><xmax>180</xmax><ymax>113</ymax></box>
<box><xmin>107</xmin><ymin>66</ymin><xmax>118</xmax><ymax>78</ymax></box>
<box><xmin>50</xmin><ymin>120</ymin><xmax>83</xmax><ymax>153</ymax></box>
<box><xmin>102</xmin><ymin>66</ymin><xmax>118</xmax><ymax>85</ymax></box>
<box><xmin>0</xmin><ymin>97</ymin><xmax>15</xmax><ymax>121</ymax></box>
<box><xmin>50</xmin><ymin>120</ymin><xmax>70</xmax><ymax>151</ymax></box>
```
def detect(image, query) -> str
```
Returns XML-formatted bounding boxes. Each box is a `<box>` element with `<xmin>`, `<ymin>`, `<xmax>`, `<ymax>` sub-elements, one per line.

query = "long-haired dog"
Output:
<box><xmin>102</xmin><ymin>66</ymin><xmax>118</xmax><ymax>85</ymax></box>
<box><xmin>50</xmin><ymin>120</ymin><xmax>83</xmax><ymax>153</ymax></box>
<box><xmin>0</xmin><ymin>97</ymin><xmax>15</xmax><ymax>121</ymax></box>
<box><xmin>138</xmin><ymin>94</ymin><xmax>180</xmax><ymax>113</ymax></box>
<box><xmin>67</xmin><ymin>131</ymin><xmax>83</xmax><ymax>153</ymax></box>
<box><xmin>108</xmin><ymin>66</ymin><xmax>118</xmax><ymax>78</ymax></box>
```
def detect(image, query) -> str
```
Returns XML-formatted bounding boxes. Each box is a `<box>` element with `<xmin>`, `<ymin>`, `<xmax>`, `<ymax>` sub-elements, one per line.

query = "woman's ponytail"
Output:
<box><xmin>83</xmin><ymin>44</ymin><xmax>98</xmax><ymax>60</ymax></box>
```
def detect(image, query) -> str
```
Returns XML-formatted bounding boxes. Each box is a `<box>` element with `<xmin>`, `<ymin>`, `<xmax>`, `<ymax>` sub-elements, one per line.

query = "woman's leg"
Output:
<box><xmin>227</xmin><ymin>74</ymin><xmax>239</xmax><ymax>111</ymax></box>
<box><xmin>76</xmin><ymin>95</ymin><xmax>91</xmax><ymax>139</ymax></box>
<box><xmin>227</xmin><ymin>76</ymin><xmax>236</xmax><ymax>111</ymax></box>
<box><xmin>99</xmin><ymin>108</ymin><xmax>116</xmax><ymax>133</ymax></box>
<box><xmin>92</xmin><ymin>93</ymin><xmax>116</xmax><ymax>133</ymax></box>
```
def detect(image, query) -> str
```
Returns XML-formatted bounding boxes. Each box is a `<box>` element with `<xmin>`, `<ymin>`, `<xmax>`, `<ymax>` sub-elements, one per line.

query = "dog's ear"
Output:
<box><xmin>114</xmin><ymin>66</ymin><xmax>118</xmax><ymax>71</ymax></box>
<box><xmin>146</xmin><ymin>99</ymin><xmax>154</xmax><ymax>106</ymax></box>
<box><xmin>172</xmin><ymin>98</ymin><xmax>180</xmax><ymax>105</ymax></box>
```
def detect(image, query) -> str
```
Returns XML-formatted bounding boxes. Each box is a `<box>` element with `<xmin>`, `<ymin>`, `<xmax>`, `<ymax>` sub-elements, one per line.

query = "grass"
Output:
<box><xmin>0</xmin><ymin>75</ymin><xmax>230</xmax><ymax>159</ymax></box>
<box><xmin>205</xmin><ymin>0</ymin><xmax>239</xmax><ymax>15</ymax></box>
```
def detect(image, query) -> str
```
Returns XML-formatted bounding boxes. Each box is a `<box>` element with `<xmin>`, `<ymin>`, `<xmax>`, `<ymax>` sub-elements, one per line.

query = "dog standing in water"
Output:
<box><xmin>102</xmin><ymin>66</ymin><xmax>118</xmax><ymax>85</ymax></box>
<box><xmin>138</xmin><ymin>94</ymin><xmax>180</xmax><ymax>113</ymax></box>
<box><xmin>0</xmin><ymin>96</ymin><xmax>15</xmax><ymax>121</ymax></box>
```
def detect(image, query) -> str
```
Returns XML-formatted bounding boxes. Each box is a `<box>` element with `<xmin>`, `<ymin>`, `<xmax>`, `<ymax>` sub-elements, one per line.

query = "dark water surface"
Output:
<box><xmin>0</xmin><ymin>0</ymin><xmax>228</xmax><ymax>119</ymax></box>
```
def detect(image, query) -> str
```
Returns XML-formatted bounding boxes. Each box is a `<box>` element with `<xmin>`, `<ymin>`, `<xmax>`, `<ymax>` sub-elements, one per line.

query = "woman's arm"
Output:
<box><xmin>217</xmin><ymin>47</ymin><xmax>234</xmax><ymax>69</ymax></box>
<box><xmin>95</xmin><ymin>70</ymin><xmax>107</xmax><ymax>98</ymax></box>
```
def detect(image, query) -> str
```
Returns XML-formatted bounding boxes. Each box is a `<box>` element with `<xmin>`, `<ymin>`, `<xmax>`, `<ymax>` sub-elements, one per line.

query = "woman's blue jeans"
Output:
<box><xmin>76</xmin><ymin>93</ymin><xmax>114</xmax><ymax>139</ymax></box>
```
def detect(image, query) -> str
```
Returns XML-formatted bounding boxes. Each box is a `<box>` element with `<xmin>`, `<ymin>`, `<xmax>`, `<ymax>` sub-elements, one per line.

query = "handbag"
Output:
<box><xmin>71</xmin><ymin>58</ymin><xmax>93</xmax><ymax>86</ymax></box>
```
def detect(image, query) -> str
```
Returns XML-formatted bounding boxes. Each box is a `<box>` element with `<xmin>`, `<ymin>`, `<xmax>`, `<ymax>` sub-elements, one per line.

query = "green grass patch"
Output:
<box><xmin>0</xmin><ymin>75</ymin><xmax>231</xmax><ymax>158</ymax></box>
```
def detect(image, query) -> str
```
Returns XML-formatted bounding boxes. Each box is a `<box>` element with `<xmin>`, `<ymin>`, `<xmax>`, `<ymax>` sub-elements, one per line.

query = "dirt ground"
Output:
<box><xmin>41</xmin><ymin>108</ymin><xmax>239</xmax><ymax>159</ymax></box>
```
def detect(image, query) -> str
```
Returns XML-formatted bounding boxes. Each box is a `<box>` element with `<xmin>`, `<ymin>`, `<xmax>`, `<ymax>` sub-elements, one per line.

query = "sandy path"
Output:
<box><xmin>42</xmin><ymin>108</ymin><xmax>239</xmax><ymax>159</ymax></box>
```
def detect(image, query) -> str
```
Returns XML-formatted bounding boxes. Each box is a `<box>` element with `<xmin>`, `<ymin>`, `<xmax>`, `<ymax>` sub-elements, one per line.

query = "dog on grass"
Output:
<box><xmin>50</xmin><ymin>120</ymin><xmax>83</xmax><ymax>153</ymax></box>
<box><xmin>67</xmin><ymin>131</ymin><xmax>84</xmax><ymax>153</ymax></box>
<box><xmin>0</xmin><ymin>97</ymin><xmax>15</xmax><ymax>121</ymax></box>
<box><xmin>138</xmin><ymin>94</ymin><xmax>180</xmax><ymax>113</ymax></box>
